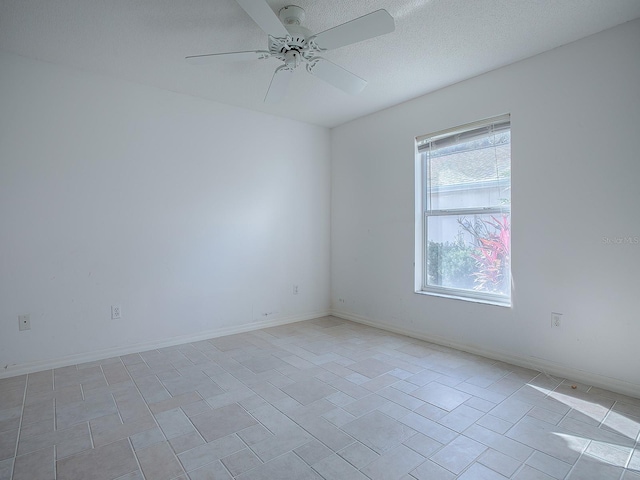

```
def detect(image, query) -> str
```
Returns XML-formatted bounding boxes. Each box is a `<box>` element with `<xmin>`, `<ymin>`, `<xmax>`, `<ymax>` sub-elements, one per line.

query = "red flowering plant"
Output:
<box><xmin>458</xmin><ymin>214</ymin><xmax>511</xmax><ymax>294</ymax></box>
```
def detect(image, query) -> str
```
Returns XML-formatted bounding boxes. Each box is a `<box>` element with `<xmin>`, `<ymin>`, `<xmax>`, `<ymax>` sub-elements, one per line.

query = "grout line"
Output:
<box><xmin>127</xmin><ymin>437</ymin><xmax>144</xmax><ymax>478</ymax></box>
<box><xmin>10</xmin><ymin>374</ymin><xmax>30</xmax><ymax>480</ymax></box>
<box><xmin>511</xmin><ymin>450</ymin><xmax>535</xmax><ymax>479</ymax></box>
<box><xmin>600</xmin><ymin>401</ymin><xmax>616</xmax><ymax>431</ymax></box>
<box><xmin>110</xmin><ymin>381</ymin><xmax>125</xmax><ymax>427</ymax></box>
<box><xmin>218</xmin><ymin>450</ymin><xmax>236</xmax><ymax>478</ymax></box>
<box><xmin>88</xmin><ymin>418</ymin><xmax>95</xmax><ymax>450</ymax></box>
<box><xmin>563</xmin><ymin>448</ymin><xmax>587</xmax><ymax>480</ymax></box>
<box><xmin>131</xmin><ymin>358</ymin><xmax>187</xmax><ymax>477</ymax></box>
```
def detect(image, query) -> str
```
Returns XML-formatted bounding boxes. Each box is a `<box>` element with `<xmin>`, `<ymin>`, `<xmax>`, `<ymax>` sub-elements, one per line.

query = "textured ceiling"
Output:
<box><xmin>1</xmin><ymin>0</ymin><xmax>639</xmax><ymax>127</ymax></box>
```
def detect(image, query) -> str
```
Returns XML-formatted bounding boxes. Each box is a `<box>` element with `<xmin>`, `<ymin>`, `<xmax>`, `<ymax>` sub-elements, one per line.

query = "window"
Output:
<box><xmin>415</xmin><ymin>114</ymin><xmax>511</xmax><ymax>306</ymax></box>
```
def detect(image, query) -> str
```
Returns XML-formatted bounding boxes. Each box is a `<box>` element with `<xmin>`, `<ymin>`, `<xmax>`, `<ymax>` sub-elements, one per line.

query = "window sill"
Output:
<box><xmin>414</xmin><ymin>289</ymin><xmax>512</xmax><ymax>308</ymax></box>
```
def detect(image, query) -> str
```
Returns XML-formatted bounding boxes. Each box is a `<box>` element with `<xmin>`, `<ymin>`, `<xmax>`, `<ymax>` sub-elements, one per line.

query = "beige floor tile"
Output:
<box><xmin>0</xmin><ymin>376</ymin><xmax>27</xmax><ymax>392</ymax></box>
<box><xmin>102</xmin><ymin>363</ymin><xmax>132</xmax><ymax>386</ymax></box>
<box><xmin>465</xmin><ymin>424</ymin><xmax>533</xmax><ymax>462</ymax></box>
<box><xmin>457</xmin><ymin>462</ymin><xmax>509</xmax><ymax>479</ymax></box>
<box><xmin>489</xmin><ymin>397</ymin><xmax>534</xmax><ymax>423</ymax></box>
<box><xmin>321</xmin><ymin>407</ymin><xmax>356</xmax><ymax>427</ymax></box>
<box><xmin>456</xmin><ymin>382</ymin><xmax>508</xmax><ymax>404</ymax></box>
<box><xmin>221</xmin><ymin>448</ymin><xmax>263</xmax><ymax>476</ymax></box>
<box><xmin>148</xmin><ymin>391</ymin><xmax>201</xmax><ymax>414</ymax></box>
<box><xmin>18</xmin><ymin>422</ymin><xmax>92</xmax><ymax>460</ymax></box>
<box><xmin>91</xmin><ymin>416</ymin><xmax>156</xmax><ymax>448</ymax></box>
<box><xmin>0</xmin><ymin>429</ymin><xmax>18</xmax><ymax>462</ymax></box>
<box><xmin>411</xmin><ymin>382</ymin><xmax>472</xmax><ymax>411</ymax></box>
<box><xmin>411</xmin><ymin>459</ymin><xmax>457</xmax><ymax>479</ymax></box>
<box><xmin>430</xmin><ymin>435</ymin><xmax>487</xmax><ymax>475</ymax></box>
<box><xmin>180</xmin><ymin>399</ymin><xmax>212</xmax><ymax>418</ymax></box>
<box><xmin>296</xmin><ymin>415</ymin><xmax>354</xmax><ymax>452</ymax></box>
<box><xmin>295</xmin><ymin>439</ymin><xmax>333</xmax><ymax>465</ymax></box>
<box><xmin>190</xmin><ymin>403</ymin><xmax>256</xmax><ymax>442</ymax></box>
<box><xmin>524</xmin><ymin>451</ymin><xmax>572</xmax><ymax>479</ymax></box>
<box><xmin>478</xmin><ymin>448</ymin><xmax>522</xmax><ymax>477</ymax></box>
<box><xmin>235</xmin><ymin>424</ymin><xmax>273</xmax><ymax>446</ymax></box>
<box><xmin>13</xmin><ymin>447</ymin><xmax>54</xmax><ymax>480</ymax></box>
<box><xmin>1</xmin><ymin>318</ymin><xmax>639</xmax><ymax>479</ymax></box>
<box><xmin>341</xmin><ymin>410</ymin><xmax>416</xmax><ymax>453</ymax></box>
<box><xmin>135</xmin><ymin>441</ymin><xmax>185</xmax><ymax>480</ymax></box>
<box><xmin>360</xmin><ymin>444</ymin><xmax>425</xmax><ymax>480</ymax></box>
<box><xmin>402</xmin><ymin>432</ymin><xmax>442</xmax><ymax>457</ymax></box>
<box><xmin>342</xmin><ymin>393</ymin><xmax>387</xmax><ymax>417</ymax></box>
<box><xmin>129</xmin><ymin>427</ymin><xmax>166</xmax><ymax>450</ymax></box>
<box><xmin>249</xmin><ymin>425</ymin><xmax>312</xmax><ymax>462</ymax></box>
<box><xmin>346</xmin><ymin>358</ymin><xmax>395</xmax><ymax>379</ymax></box>
<box><xmin>155</xmin><ymin>407</ymin><xmax>196</xmax><ymax>439</ymax></box>
<box><xmin>337</xmin><ymin>441</ymin><xmax>378</xmax><ymax>469</ymax></box>
<box><xmin>168</xmin><ymin>430</ymin><xmax>205</xmax><ymax>454</ymax></box>
<box><xmin>0</xmin><ymin>387</ymin><xmax>25</xmax><ymax>411</ymax></box>
<box><xmin>21</xmin><ymin>398</ymin><xmax>54</xmax><ymax>426</ymax></box>
<box><xmin>601</xmin><ymin>410</ymin><xmax>640</xmax><ymax>440</ymax></box>
<box><xmin>0</xmin><ymin>458</ymin><xmax>13</xmax><ymax>480</ymax></box>
<box><xmin>476</xmin><ymin>414</ymin><xmax>514</xmax><ymax>434</ymax></box>
<box><xmin>309</xmin><ymin>453</ymin><xmax>367</xmax><ymax>480</ymax></box>
<box><xmin>280</xmin><ymin>378</ymin><xmax>337</xmax><ymax>405</ymax></box>
<box><xmin>56</xmin><ymin>438</ymin><xmax>137</xmax><ymax>480</ymax></box>
<box><xmin>566</xmin><ymin>455</ymin><xmax>623</xmax><ymax>480</ymax></box>
<box><xmin>177</xmin><ymin>434</ymin><xmax>244</xmax><ymax>472</ymax></box>
<box><xmin>54</xmin><ymin>424</ymin><xmax>92</xmax><ymax>459</ymax></box>
<box><xmin>463</xmin><ymin>395</ymin><xmax>497</xmax><ymax>412</ymax></box>
<box><xmin>399</xmin><ymin>412</ymin><xmax>458</xmax><ymax>444</ymax></box>
<box><xmin>379</xmin><ymin>385</ymin><xmax>425</xmax><ymax>410</ymax></box>
<box><xmin>186</xmin><ymin>460</ymin><xmax>232</xmax><ymax>480</ymax></box>
<box><xmin>437</xmin><ymin>404</ymin><xmax>485</xmax><ymax>432</ymax></box>
<box><xmin>561</xmin><ymin>414</ymin><xmax>636</xmax><ymax>446</ymax></box>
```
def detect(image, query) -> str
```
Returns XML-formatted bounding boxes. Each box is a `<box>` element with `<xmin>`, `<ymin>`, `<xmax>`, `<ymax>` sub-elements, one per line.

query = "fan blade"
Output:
<box><xmin>264</xmin><ymin>66</ymin><xmax>294</xmax><ymax>103</ymax></box>
<box><xmin>236</xmin><ymin>0</ymin><xmax>289</xmax><ymax>38</ymax></box>
<box><xmin>307</xmin><ymin>58</ymin><xmax>367</xmax><ymax>95</ymax></box>
<box><xmin>312</xmin><ymin>9</ymin><xmax>394</xmax><ymax>50</ymax></box>
<box><xmin>186</xmin><ymin>51</ymin><xmax>270</xmax><ymax>65</ymax></box>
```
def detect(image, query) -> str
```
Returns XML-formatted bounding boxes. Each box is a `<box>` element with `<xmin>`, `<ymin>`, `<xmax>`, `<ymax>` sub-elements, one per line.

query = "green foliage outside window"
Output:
<box><xmin>427</xmin><ymin>238</ymin><xmax>476</xmax><ymax>290</ymax></box>
<box><xmin>428</xmin><ymin>214</ymin><xmax>510</xmax><ymax>295</ymax></box>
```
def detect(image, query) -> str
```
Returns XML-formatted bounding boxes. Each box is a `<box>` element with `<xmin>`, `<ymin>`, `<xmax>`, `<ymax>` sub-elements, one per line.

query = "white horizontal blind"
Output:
<box><xmin>416</xmin><ymin>114</ymin><xmax>511</xmax><ymax>151</ymax></box>
<box><xmin>418</xmin><ymin>114</ymin><xmax>511</xmax><ymax>306</ymax></box>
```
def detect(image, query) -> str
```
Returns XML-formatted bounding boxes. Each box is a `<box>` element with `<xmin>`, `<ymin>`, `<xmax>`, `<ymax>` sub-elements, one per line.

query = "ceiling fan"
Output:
<box><xmin>186</xmin><ymin>0</ymin><xmax>395</xmax><ymax>102</ymax></box>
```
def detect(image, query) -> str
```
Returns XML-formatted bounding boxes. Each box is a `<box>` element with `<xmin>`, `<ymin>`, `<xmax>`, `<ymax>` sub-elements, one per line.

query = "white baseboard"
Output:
<box><xmin>0</xmin><ymin>310</ymin><xmax>330</xmax><ymax>379</ymax></box>
<box><xmin>332</xmin><ymin>309</ymin><xmax>640</xmax><ymax>399</ymax></box>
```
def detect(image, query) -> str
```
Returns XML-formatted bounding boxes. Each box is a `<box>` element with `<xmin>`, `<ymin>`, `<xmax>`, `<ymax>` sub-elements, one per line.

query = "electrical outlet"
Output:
<box><xmin>551</xmin><ymin>312</ymin><xmax>562</xmax><ymax>328</ymax></box>
<box><xmin>111</xmin><ymin>305</ymin><xmax>121</xmax><ymax>320</ymax></box>
<box><xmin>293</xmin><ymin>284</ymin><xmax>299</xmax><ymax>295</ymax></box>
<box><xmin>18</xmin><ymin>314</ymin><xmax>31</xmax><ymax>331</ymax></box>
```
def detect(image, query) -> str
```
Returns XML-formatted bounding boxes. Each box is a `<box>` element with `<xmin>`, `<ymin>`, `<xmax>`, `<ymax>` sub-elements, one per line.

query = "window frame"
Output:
<box><xmin>415</xmin><ymin>114</ymin><xmax>512</xmax><ymax>307</ymax></box>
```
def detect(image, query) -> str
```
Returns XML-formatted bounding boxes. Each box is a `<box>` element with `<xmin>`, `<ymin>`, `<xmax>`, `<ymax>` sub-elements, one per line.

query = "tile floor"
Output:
<box><xmin>1</xmin><ymin>316</ymin><xmax>639</xmax><ymax>480</ymax></box>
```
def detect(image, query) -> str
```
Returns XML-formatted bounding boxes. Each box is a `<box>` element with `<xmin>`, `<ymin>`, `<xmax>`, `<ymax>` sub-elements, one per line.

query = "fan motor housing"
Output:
<box><xmin>270</xmin><ymin>5</ymin><xmax>314</xmax><ymax>63</ymax></box>
<box><xmin>285</xmin><ymin>25</ymin><xmax>312</xmax><ymax>47</ymax></box>
<box><xmin>269</xmin><ymin>24</ymin><xmax>314</xmax><ymax>64</ymax></box>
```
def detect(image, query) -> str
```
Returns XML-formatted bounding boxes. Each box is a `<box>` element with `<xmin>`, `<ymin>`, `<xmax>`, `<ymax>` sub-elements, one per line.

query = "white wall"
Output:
<box><xmin>331</xmin><ymin>19</ymin><xmax>640</xmax><ymax>396</ymax></box>
<box><xmin>0</xmin><ymin>52</ymin><xmax>330</xmax><ymax>374</ymax></box>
